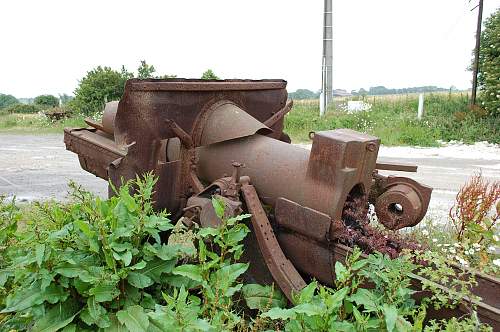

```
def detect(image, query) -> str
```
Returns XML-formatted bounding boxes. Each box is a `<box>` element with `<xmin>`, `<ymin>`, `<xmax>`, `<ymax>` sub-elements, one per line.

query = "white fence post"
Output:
<box><xmin>417</xmin><ymin>93</ymin><xmax>424</xmax><ymax>120</ymax></box>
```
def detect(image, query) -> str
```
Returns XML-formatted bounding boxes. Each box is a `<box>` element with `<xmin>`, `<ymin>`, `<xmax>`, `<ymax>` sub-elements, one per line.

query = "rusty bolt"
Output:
<box><xmin>366</xmin><ymin>143</ymin><xmax>377</xmax><ymax>152</ymax></box>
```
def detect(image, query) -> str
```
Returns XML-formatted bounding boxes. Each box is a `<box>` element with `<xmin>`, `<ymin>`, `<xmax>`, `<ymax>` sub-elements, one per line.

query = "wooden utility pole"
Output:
<box><xmin>470</xmin><ymin>0</ymin><xmax>484</xmax><ymax>106</ymax></box>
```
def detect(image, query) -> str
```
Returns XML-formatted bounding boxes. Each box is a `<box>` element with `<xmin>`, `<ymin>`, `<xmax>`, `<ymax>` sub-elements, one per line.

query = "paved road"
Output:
<box><xmin>1</xmin><ymin>134</ymin><xmax>499</xmax><ymax>223</ymax></box>
<box><xmin>0</xmin><ymin>134</ymin><xmax>107</xmax><ymax>201</ymax></box>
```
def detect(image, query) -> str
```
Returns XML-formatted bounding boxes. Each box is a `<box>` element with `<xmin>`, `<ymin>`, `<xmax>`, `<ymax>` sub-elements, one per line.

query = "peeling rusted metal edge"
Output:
<box><xmin>130</xmin><ymin>80</ymin><xmax>287</xmax><ymax>91</ymax></box>
<box><xmin>64</xmin><ymin>128</ymin><xmax>127</xmax><ymax>157</ymax></box>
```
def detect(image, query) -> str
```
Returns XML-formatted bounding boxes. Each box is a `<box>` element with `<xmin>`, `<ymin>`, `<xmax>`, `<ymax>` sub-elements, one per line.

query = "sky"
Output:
<box><xmin>0</xmin><ymin>0</ymin><xmax>498</xmax><ymax>98</ymax></box>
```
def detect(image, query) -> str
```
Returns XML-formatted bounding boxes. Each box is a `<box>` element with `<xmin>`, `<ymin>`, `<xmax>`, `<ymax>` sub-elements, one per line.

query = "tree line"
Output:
<box><xmin>0</xmin><ymin>61</ymin><xmax>219</xmax><ymax>115</ymax></box>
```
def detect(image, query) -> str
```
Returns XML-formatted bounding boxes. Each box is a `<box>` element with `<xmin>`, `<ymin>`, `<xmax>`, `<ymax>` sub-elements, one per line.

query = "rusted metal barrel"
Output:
<box><xmin>197</xmin><ymin>134</ymin><xmax>310</xmax><ymax>206</ymax></box>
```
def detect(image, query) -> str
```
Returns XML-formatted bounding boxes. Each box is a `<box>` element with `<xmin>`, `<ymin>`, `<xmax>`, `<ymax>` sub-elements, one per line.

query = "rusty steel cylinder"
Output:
<box><xmin>196</xmin><ymin>134</ymin><xmax>310</xmax><ymax>206</ymax></box>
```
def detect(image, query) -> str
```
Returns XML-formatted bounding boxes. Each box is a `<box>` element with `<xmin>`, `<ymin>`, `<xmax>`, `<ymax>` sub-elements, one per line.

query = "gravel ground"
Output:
<box><xmin>1</xmin><ymin>134</ymin><xmax>499</xmax><ymax>225</ymax></box>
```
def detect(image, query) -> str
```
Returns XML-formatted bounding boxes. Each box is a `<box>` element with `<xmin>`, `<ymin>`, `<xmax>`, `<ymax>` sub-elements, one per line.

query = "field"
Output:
<box><xmin>0</xmin><ymin>111</ymin><xmax>85</xmax><ymax>133</ymax></box>
<box><xmin>285</xmin><ymin>93</ymin><xmax>499</xmax><ymax>146</ymax></box>
<box><xmin>0</xmin><ymin>93</ymin><xmax>498</xmax><ymax>147</ymax></box>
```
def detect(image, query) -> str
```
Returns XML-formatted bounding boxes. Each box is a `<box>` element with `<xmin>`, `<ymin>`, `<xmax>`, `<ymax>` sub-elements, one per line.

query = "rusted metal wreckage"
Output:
<box><xmin>64</xmin><ymin>79</ymin><xmax>499</xmax><ymax>328</ymax></box>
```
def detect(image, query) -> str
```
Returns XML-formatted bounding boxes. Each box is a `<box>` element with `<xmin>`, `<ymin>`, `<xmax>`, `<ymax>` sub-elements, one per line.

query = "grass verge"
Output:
<box><xmin>0</xmin><ymin>112</ymin><xmax>86</xmax><ymax>133</ymax></box>
<box><xmin>285</xmin><ymin>93</ymin><xmax>499</xmax><ymax>146</ymax></box>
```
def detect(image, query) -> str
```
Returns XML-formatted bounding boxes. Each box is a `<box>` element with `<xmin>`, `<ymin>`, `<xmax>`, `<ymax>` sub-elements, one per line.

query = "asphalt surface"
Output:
<box><xmin>1</xmin><ymin>134</ymin><xmax>499</xmax><ymax>223</ymax></box>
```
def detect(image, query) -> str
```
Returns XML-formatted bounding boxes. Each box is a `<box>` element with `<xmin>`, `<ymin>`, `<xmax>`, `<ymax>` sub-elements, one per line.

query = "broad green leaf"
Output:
<box><xmin>116</xmin><ymin>305</ymin><xmax>149</xmax><ymax>332</ymax></box>
<box><xmin>242</xmin><ymin>284</ymin><xmax>287</xmax><ymax>310</ymax></box>
<box><xmin>156</xmin><ymin>244</ymin><xmax>194</xmax><ymax>261</ymax></box>
<box><xmin>110</xmin><ymin>242</ymin><xmax>133</xmax><ymax>252</ymax></box>
<box><xmin>41</xmin><ymin>283</ymin><xmax>68</xmax><ymax>304</ymax></box>
<box><xmin>226</xmin><ymin>213</ymin><xmax>252</xmax><ymax>224</ymax></box>
<box><xmin>224</xmin><ymin>225</ymin><xmax>249</xmax><ymax>245</ymax></box>
<box><xmin>382</xmin><ymin>304</ymin><xmax>398</xmax><ymax>332</ymax></box>
<box><xmin>114</xmin><ymin>201</ymin><xmax>131</xmax><ymax>227</ymax></box>
<box><xmin>261</xmin><ymin>307</ymin><xmax>296</xmax><ymax>320</ymax></box>
<box><xmin>172</xmin><ymin>264</ymin><xmax>203</xmax><ymax>282</ymax></box>
<box><xmin>211</xmin><ymin>197</ymin><xmax>225</xmax><ymax>219</ymax></box>
<box><xmin>297</xmin><ymin>281</ymin><xmax>317</xmax><ymax>304</ymax></box>
<box><xmin>142</xmin><ymin>258</ymin><xmax>177</xmax><ymax>281</ymax></box>
<box><xmin>349</xmin><ymin>288</ymin><xmax>378</xmax><ymax>313</ymax></box>
<box><xmin>214</xmin><ymin>263</ymin><xmax>248</xmax><ymax>286</ymax></box>
<box><xmin>351</xmin><ymin>259</ymin><xmax>369</xmax><ymax>271</ymax></box>
<box><xmin>335</xmin><ymin>261</ymin><xmax>349</xmax><ymax>282</ymax></box>
<box><xmin>74</xmin><ymin>219</ymin><xmax>96</xmax><ymax>238</ymax></box>
<box><xmin>32</xmin><ymin>299</ymin><xmax>80</xmax><ymax>332</ymax></box>
<box><xmin>197</xmin><ymin>227</ymin><xmax>219</xmax><ymax>238</ymax></box>
<box><xmin>127</xmin><ymin>272</ymin><xmax>154</xmax><ymax>289</ymax></box>
<box><xmin>47</xmin><ymin>223</ymin><xmax>73</xmax><ymax>240</ymax></box>
<box><xmin>2</xmin><ymin>281</ymin><xmax>43</xmax><ymax>313</ymax></box>
<box><xmin>130</xmin><ymin>260</ymin><xmax>147</xmax><ymax>270</ymax></box>
<box><xmin>87</xmin><ymin>296</ymin><xmax>111</xmax><ymax>328</ymax></box>
<box><xmin>35</xmin><ymin>243</ymin><xmax>45</xmax><ymax>267</ymax></box>
<box><xmin>293</xmin><ymin>303</ymin><xmax>324</xmax><ymax>316</ymax></box>
<box><xmin>113</xmin><ymin>250</ymin><xmax>132</xmax><ymax>266</ymax></box>
<box><xmin>89</xmin><ymin>284</ymin><xmax>120</xmax><ymax>302</ymax></box>
<box><xmin>54</xmin><ymin>263</ymin><xmax>86</xmax><ymax>278</ymax></box>
<box><xmin>61</xmin><ymin>324</ymin><xmax>76</xmax><ymax>332</ymax></box>
<box><xmin>101</xmin><ymin>314</ymin><xmax>128</xmax><ymax>332</ymax></box>
<box><xmin>0</xmin><ymin>269</ymin><xmax>11</xmax><ymax>287</ymax></box>
<box><xmin>328</xmin><ymin>286</ymin><xmax>349</xmax><ymax>309</ymax></box>
<box><xmin>145</xmin><ymin>215</ymin><xmax>173</xmax><ymax>231</ymax></box>
<box><xmin>88</xmin><ymin>296</ymin><xmax>105</xmax><ymax>320</ymax></box>
<box><xmin>329</xmin><ymin>321</ymin><xmax>356</xmax><ymax>332</ymax></box>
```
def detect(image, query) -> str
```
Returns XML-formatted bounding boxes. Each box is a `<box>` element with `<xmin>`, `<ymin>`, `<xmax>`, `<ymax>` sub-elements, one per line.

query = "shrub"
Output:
<box><xmin>34</xmin><ymin>94</ymin><xmax>59</xmax><ymax>108</ymax></box>
<box><xmin>0</xmin><ymin>176</ymin><xmax>495</xmax><ymax>331</ymax></box>
<box><xmin>201</xmin><ymin>69</ymin><xmax>219</xmax><ymax>80</ymax></box>
<box><xmin>0</xmin><ymin>94</ymin><xmax>18</xmax><ymax>109</ymax></box>
<box><xmin>4</xmin><ymin>103</ymin><xmax>40</xmax><ymax>114</ymax></box>
<box><xmin>70</xmin><ymin>66</ymin><xmax>132</xmax><ymax>115</ymax></box>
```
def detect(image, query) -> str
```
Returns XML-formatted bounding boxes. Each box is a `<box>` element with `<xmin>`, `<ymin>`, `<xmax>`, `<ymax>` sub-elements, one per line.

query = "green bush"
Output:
<box><xmin>34</xmin><ymin>95</ymin><xmax>59</xmax><ymax>108</ymax></box>
<box><xmin>69</xmin><ymin>66</ymin><xmax>132</xmax><ymax>115</ymax></box>
<box><xmin>4</xmin><ymin>103</ymin><xmax>40</xmax><ymax>114</ymax></box>
<box><xmin>201</xmin><ymin>69</ymin><xmax>219</xmax><ymax>80</ymax></box>
<box><xmin>0</xmin><ymin>94</ymin><xmax>18</xmax><ymax>109</ymax></box>
<box><xmin>0</xmin><ymin>176</ymin><xmax>494</xmax><ymax>331</ymax></box>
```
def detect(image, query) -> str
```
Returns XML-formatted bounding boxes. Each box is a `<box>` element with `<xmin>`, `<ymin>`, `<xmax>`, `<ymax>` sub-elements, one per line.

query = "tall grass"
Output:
<box><xmin>285</xmin><ymin>93</ymin><xmax>499</xmax><ymax>146</ymax></box>
<box><xmin>0</xmin><ymin>113</ymin><xmax>86</xmax><ymax>133</ymax></box>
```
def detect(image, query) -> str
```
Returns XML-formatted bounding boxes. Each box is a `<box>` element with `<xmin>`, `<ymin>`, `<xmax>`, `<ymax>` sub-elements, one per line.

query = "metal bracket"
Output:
<box><xmin>241</xmin><ymin>183</ymin><xmax>306</xmax><ymax>302</ymax></box>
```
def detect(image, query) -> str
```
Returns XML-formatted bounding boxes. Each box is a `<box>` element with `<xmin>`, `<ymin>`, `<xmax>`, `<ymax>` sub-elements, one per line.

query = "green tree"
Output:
<box><xmin>477</xmin><ymin>8</ymin><xmax>500</xmax><ymax>116</ymax></box>
<box><xmin>70</xmin><ymin>66</ymin><xmax>132</xmax><ymax>115</ymax></box>
<box><xmin>0</xmin><ymin>94</ymin><xmax>19</xmax><ymax>109</ymax></box>
<box><xmin>137</xmin><ymin>60</ymin><xmax>156</xmax><ymax>79</ymax></box>
<box><xmin>289</xmin><ymin>89</ymin><xmax>319</xmax><ymax>100</ymax></box>
<box><xmin>201</xmin><ymin>69</ymin><xmax>219</xmax><ymax>80</ymax></box>
<box><xmin>34</xmin><ymin>94</ymin><xmax>59</xmax><ymax>108</ymax></box>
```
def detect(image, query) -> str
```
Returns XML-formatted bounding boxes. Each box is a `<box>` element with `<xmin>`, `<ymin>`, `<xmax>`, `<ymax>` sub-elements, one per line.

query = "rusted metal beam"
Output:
<box><xmin>241</xmin><ymin>183</ymin><xmax>306</xmax><ymax>301</ymax></box>
<box><xmin>375</xmin><ymin>162</ymin><xmax>417</xmax><ymax>172</ymax></box>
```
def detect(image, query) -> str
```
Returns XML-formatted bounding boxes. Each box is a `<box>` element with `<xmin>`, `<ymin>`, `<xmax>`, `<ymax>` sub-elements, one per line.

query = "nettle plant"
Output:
<box><xmin>260</xmin><ymin>248</ymin><xmax>422</xmax><ymax>331</ymax></box>
<box><xmin>0</xmin><ymin>174</ymin><xmax>259</xmax><ymax>331</ymax></box>
<box><xmin>0</xmin><ymin>174</ymin><xmax>495</xmax><ymax>332</ymax></box>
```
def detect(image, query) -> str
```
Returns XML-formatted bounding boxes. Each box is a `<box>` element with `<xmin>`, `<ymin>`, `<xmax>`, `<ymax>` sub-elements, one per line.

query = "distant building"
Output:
<box><xmin>332</xmin><ymin>89</ymin><xmax>352</xmax><ymax>97</ymax></box>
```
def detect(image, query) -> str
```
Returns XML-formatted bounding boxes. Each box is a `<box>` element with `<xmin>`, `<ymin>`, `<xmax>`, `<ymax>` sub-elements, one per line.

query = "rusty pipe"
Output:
<box><xmin>197</xmin><ymin>134</ymin><xmax>310</xmax><ymax>207</ymax></box>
